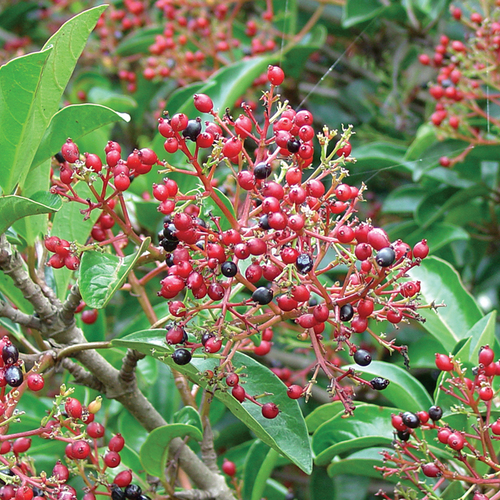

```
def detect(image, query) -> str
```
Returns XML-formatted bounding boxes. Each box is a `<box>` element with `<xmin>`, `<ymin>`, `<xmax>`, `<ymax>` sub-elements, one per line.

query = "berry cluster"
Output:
<box><xmin>419</xmin><ymin>2</ymin><xmax>500</xmax><ymax>167</ymax></box>
<box><xmin>50</xmin><ymin>66</ymin><xmax>431</xmax><ymax>415</ymax></box>
<box><xmin>0</xmin><ymin>380</ymin><xmax>146</xmax><ymax>500</ymax></box>
<box><xmin>379</xmin><ymin>345</ymin><xmax>500</xmax><ymax>500</ymax></box>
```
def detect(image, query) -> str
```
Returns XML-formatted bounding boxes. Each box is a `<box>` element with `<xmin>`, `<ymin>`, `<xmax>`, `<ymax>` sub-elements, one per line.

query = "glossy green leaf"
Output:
<box><xmin>113</xmin><ymin>330</ymin><xmax>313</xmax><ymax>474</ymax></box>
<box><xmin>305</xmin><ymin>402</ymin><xmax>345</xmax><ymax>433</ymax></box>
<box><xmin>173</xmin><ymin>406</ymin><xmax>203</xmax><ymax>434</ymax></box>
<box><xmin>382</xmin><ymin>184</ymin><xmax>426</xmax><ymax>214</ymax></box>
<box><xmin>405</xmin><ymin>222</ymin><xmax>469</xmax><ymax>251</ymax></box>
<box><xmin>0</xmin><ymin>192</ymin><xmax>61</xmax><ymax>235</ymax></box>
<box><xmin>326</xmin><ymin>448</ymin><xmax>397</xmax><ymax>482</ymax></box>
<box><xmin>343</xmin><ymin>361</ymin><xmax>433</xmax><ymax>412</ymax></box>
<box><xmin>454</xmin><ymin>311</ymin><xmax>496</xmax><ymax>365</ymax></box>
<box><xmin>87</xmin><ymin>87</ymin><xmax>137</xmax><ymax>111</ymax></box>
<box><xmin>243</xmin><ymin>441</ymin><xmax>279</xmax><ymax>500</ymax></box>
<box><xmin>312</xmin><ymin>404</ymin><xmax>396</xmax><ymax>466</ymax></box>
<box><xmin>0</xmin><ymin>48</ymin><xmax>52</xmax><ymax>192</ymax></box>
<box><xmin>79</xmin><ymin>237</ymin><xmax>151</xmax><ymax>309</ymax></box>
<box><xmin>0</xmin><ymin>5</ymin><xmax>106</xmax><ymax>193</ymax></box>
<box><xmin>342</xmin><ymin>0</ymin><xmax>388</xmax><ymax>27</ymax></box>
<box><xmin>140</xmin><ymin>423</ymin><xmax>203</xmax><ymax>477</ymax></box>
<box><xmin>31</xmin><ymin>104</ymin><xmax>130</xmax><ymax>169</ymax></box>
<box><xmin>348</xmin><ymin>142</ymin><xmax>408</xmax><ymax>174</ymax></box>
<box><xmin>408</xmin><ymin>257</ymin><xmax>483</xmax><ymax>352</ymax></box>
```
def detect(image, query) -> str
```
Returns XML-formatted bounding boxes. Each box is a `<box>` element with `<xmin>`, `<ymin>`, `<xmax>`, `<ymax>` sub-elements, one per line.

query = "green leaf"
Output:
<box><xmin>342</xmin><ymin>0</ymin><xmax>388</xmax><ymax>27</ymax></box>
<box><xmin>173</xmin><ymin>406</ymin><xmax>203</xmax><ymax>434</ymax></box>
<box><xmin>349</xmin><ymin>142</ymin><xmax>407</xmax><ymax>174</ymax></box>
<box><xmin>243</xmin><ymin>441</ymin><xmax>279</xmax><ymax>500</ymax></box>
<box><xmin>0</xmin><ymin>5</ymin><xmax>107</xmax><ymax>193</ymax></box>
<box><xmin>31</xmin><ymin>104</ymin><xmax>130</xmax><ymax>169</ymax></box>
<box><xmin>113</xmin><ymin>330</ymin><xmax>313</xmax><ymax>474</ymax></box>
<box><xmin>405</xmin><ymin>222</ymin><xmax>469</xmax><ymax>252</ymax></box>
<box><xmin>140</xmin><ymin>424</ymin><xmax>203</xmax><ymax>477</ymax></box>
<box><xmin>326</xmin><ymin>448</ymin><xmax>398</xmax><ymax>482</ymax></box>
<box><xmin>79</xmin><ymin>237</ymin><xmax>151</xmax><ymax>309</ymax></box>
<box><xmin>454</xmin><ymin>311</ymin><xmax>497</xmax><ymax>365</ymax></box>
<box><xmin>0</xmin><ymin>48</ymin><xmax>52</xmax><ymax>192</ymax></box>
<box><xmin>87</xmin><ymin>86</ymin><xmax>137</xmax><ymax>112</ymax></box>
<box><xmin>343</xmin><ymin>361</ymin><xmax>433</xmax><ymax>412</ymax></box>
<box><xmin>408</xmin><ymin>257</ymin><xmax>483</xmax><ymax>352</ymax></box>
<box><xmin>312</xmin><ymin>404</ymin><xmax>396</xmax><ymax>466</ymax></box>
<box><xmin>0</xmin><ymin>192</ymin><xmax>62</xmax><ymax>235</ymax></box>
<box><xmin>306</xmin><ymin>402</ymin><xmax>345</xmax><ymax>433</ymax></box>
<box><xmin>382</xmin><ymin>184</ymin><xmax>426</xmax><ymax>214</ymax></box>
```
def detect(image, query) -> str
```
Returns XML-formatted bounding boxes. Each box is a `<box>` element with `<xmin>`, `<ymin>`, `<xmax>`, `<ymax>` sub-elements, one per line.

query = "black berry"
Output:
<box><xmin>2</xmin><ymin>344</ymin><xmax>19</xmax><ymax>366</ymax></box>
<box><xmin>165</xmin><ymin>254</ymin><xmax>175</xmax><ymax>266</ymax></box>
<box><xmin>221</xmin><ymin>261</ymin><xmax>238</xmax><ymax>277</ymax></box>
<box><xmin>124</xmin><ymin>485</ymin><xmax>142</xmax><ymax>500</ymax></box>
<box><xmin>111</xmin><ymin>487</ymin><xmax>126</xmax><ymax>500</ymax></box>
<box><xmin>370</xmin><ymin>377</ymin><xmax>390</xmax><ymax>390</ymax></box>
<box><xmin>259</xmin><ymin>214</ymin><xmax>271</xmax><ymax>230</ymax></box>
<box><xmin>252</xmin><ymin>287</ymin><xmax>274</xmax><ymax>305</ymax></box>
<box><xmin>160</xmin><ymin>239</ymin><xmax>178</xmax><ymax>252</ymax></box>
<box><xmin>401</xmin><ymin>411</ymin><xmax>420</xmax><ymax>429</ymax></box>
<box><xmin>397</xmin><ymin>430</ymin><xmax>410</xmax><ymax>441</ymax></box>
<box><xmin>172</xmin><ymin>348</ymin><xmax>192</xmax><ymax>365</ymax></box>
<box><xmin>339</xmin><ymin>304</ymin><xmax>354</xmax><ymax>322</ymax></box>
<box><xmin>254</xmin><ymin>162</ymin><xmax>271</xmax><ymax>179</ymax></box>
<box><xmin>287</xmin><ymin>139</ymin><xmax>300</xmax><ymax>153</ymax></box>
<box><xmin>5</xmin><ymin>366</ymin><xmax>23</xmax><ymax>387</ymax></box>
<box><xmin>353</xmin><ymin>349</ymin><xmax>372</xmax><ymax>366</ymax></box>
<box><xmin>428</xmin><ymin>405</ymin><xmax>443</xmax><ymax>421</ymax></box>
<box><xmin>375</xmin><ymin>247</ymin><xmax>396</xmax><ymax>267</ymax></box>
<box><xmin>163</xmin><ymin>223</ymin><xmax>178</xmax><ymax>242</ymax></box>
<box><xmin>296</xmin><ymin>254</ymin><xmax>313</xmax><ymax>274</ymax></box>
<box><xmin>201</xmin><ymin>332</ymin><xmax>215</xmax><ymax>346</ymax></box>
<box><xmin>182</xmin><ymin>118</ymin><xmax>202</xmax><ymax>141</ymax></box>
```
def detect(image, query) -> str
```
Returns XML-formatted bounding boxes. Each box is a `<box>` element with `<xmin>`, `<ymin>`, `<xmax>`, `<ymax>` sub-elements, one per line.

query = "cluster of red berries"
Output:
<box><xmin>143</xmin><ymin>66</ymin><xmax>431</xmax><ymax>412</ymax></box>
<box><xmin>379</xmin><ymin>345</ymin><xmax>500</xmax><ymax>500</ymax></box>
<box><xmin>0</xmin><ymin>387</ymin><xmax>146</xmax><ymax>500</ymax></box>
<box><xmin>48</xmin><ymin>66</ymin><xmax>431</xmax><ymax>414</ymax></box>
<box><xmin>419</xmin><ymin>2</ymin><xmax>500</xmax><ymax>167</ymax></box>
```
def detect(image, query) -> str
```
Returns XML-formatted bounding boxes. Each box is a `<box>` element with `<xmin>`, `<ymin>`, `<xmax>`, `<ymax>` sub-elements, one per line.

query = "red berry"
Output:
<box><xmin>254</xmin><ymin>341</ymin><xmax>272</xmax><ymax>356</ymax></box>
<box><xmin>65</xmin><ymin>398</ymin><xmax>82</xmax><ymax>419</ymax></box>
<box><xmin>357</xmin><ymin>299</ymin><xmax>374</xmax><ymax>318</ymax></box>
<box><xmin>232</xmin><ymin>385</ymin><xmax>246</xmax><ymax>402</ymax></box>
<box><xmin>81</xmin><ymin>309</ymin><xmax>98</xmax><ymax>325</ymax></box>
<box><xmin>104</xmin><ymin>451</ymin><xmax>121</xmax><ymax>468</ymax></box>
<box><xmin>71</xmin><ymin>440</ymin><xmax>91</xmax><ymax>459</ymax></box>
<box><xmin>53</xmin><ymin>461</ymin><xmax>69</xmax><ymax>481</ymax></box>
<box><xmin>27</xmin><ymin>373</ymin><xmax>44</xmax><ymax>392</ymax></box>
<box><xmin>61</xmin><ymin>139</ymin><xmax>79</xmax><ymax>163</ymax></box>
<box><xmin>447</xmin><ymin>432</ymin><xmax>465</xmax><ymax>451</ymax></box>
<box><xmin>114</xmin><ymin>470</ymin><xmax>133</xmax><ymax>488</ymax></box>
<box><xmin>226</xmin><ymin>373</ymin><xmax>239</xmax><ymax>387</ymax></box>
<box><xmin>267</xmin><ymin>65</ymin><xmax>285</xmax><ymax>85</ymax></box>
<box><xmin>479</xmin><ymin>386</ymin><xmax>494</xmax><ymax>401</ymax></box>
<box><xmin>13</xmin><ymin>437</ymin><xmax>31</xmax><ymax>454</ymax></box>
<box><xmin>87</xmin><ymin>421</ymin><xmax>105</xmax><ymax>439</ymax></box>
<box><xmin>193</xmin><ymin>94</ymin><xmax>213</xmax><ymax>113</ymax></box>
<box><xmin>391</xmin><ymin>414</ymin><xmax>407</xmax><ymax>432</ymax></box>
<box><xmin>204</xmin><ymin>337</ymin><xmax>222</xmax><ymax>354</ymax></box>
<box><xmin>222</xmin><ymin>137</ymin><xmax>242</xmax><ymax>158</ymax></box>
<box><xmin>261</xmin><ymin>402</ymin><xmax>279</xmax><ymax>419</ymax></box>
<box><xmin>171</xmin><ymin>113</ymin><xmax>188</xmax><ymax>131</ymax></box>
<box><xmin>15</xmin><ymin>486</ymin><xmax>33</xmax><ymax>500</ymax></box>
<box><xmin>479</xmin><ymin>346</ymin><xmax>495</xmax><ymax>366</ymax></box>
<box><xmin>367</xmin><ymin>228</ymin><xmax>390</xmax><ymax>251</ymax></box>
<box><xmin>387</xmin><ymin>310</ymin><xmax>402</xmax><ymax>324</ymax></box>
<box><xmin>84</xmin><ymin>153</ymin><xmax>102</xmax><ymax>173</ymax></box>
<box><xmin>287</xmin><ymin>385</ymin><xmax>303</xmax><ymax>399</ymax></box>
<box><xmin>222</xmin><ymin>459</ymin><xmax>236</xmax><ymax>476</ymax></box>
<box><xmin>421</xmin><ymin>463</ymin><xmax>441</xmax><ymax>477</ymax></box>
<box><xmin>435</xmin><ymin>353</ymin><xmax>454</xmax><ymax>371</ymax></box>
<box><xmin>114</xmin><ymin>172</ymin><xmax>130</xmax><ymax>191</ymax></box>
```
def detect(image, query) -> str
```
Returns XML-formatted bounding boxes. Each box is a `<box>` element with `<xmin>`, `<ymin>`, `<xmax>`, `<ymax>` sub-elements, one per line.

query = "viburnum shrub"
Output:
<box><xmin>48</xmin><ymin>65</ymin><xmax>432</xmax><ymax>415</ymax></box>
<box><xmin>419</xmin><ymin>0</ymin><xmax>500</xmax><ymax>167</ymax></box>
<box><xmin>378</xmin><ymin>345</ymin><xmax>500</xmax><ymax>500</ymax></box>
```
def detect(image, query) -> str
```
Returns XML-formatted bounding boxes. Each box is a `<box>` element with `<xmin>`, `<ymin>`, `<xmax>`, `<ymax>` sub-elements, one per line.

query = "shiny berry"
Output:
<box><xmin>5</xmin><ymin>366</ymin><xmax>23</xmax><ymax>387</ymax></box>
<box><xmin>114</xmin><ymin>470</ymin><xmax>133</xmax><ymax>488</ymax></box>
<box><xmin>232</xmin><ymin>385</ymin><xmax>246</xmax><ymax>402</ymax></box>
<box><xmin>479</xmin><ymin>346</ymin><xmax>494</xmax><ymax>366</ymax></box>
<box><xmin>221</xmin><ymin>261</ymin><xmax>238</xmax><ymax>278</ymax></box>
<box><xmin>104</xmin><ymin>451</ymin><xmax>121</xmax><ymax>468</ymax></box>
<box><xmin>339</xmin><ymin>304</ymin><xmax>354</xmax><ymax>322</ymax></box>
<box><xmin>447</xmin><ymin>432</ymin><xmax>465</xmax><ymax>451</ymax></box>
<box><xmin>172</xmin><ymin>349</ymin><xmax>192</xmax><ymax>365</ymax></box>
<box><xmin>422</xmin><ymin>463</ymin><xmax>441</xmax><ymax>477</ymax></box>
<box><xmin>222</xmin><ymin>459</ymin><xmax>236</xmax><ymax>476</ymax></box>
<box><xmin>370</xmin><ymin>377</ymin><xmax>389</xmax><ymax>390</ymax></box>
<box><xmin>401</xmin><ymin>412</ymin><xmax>420</xmax><ymax>428</ymax></box>
<box><xmin>108</xmin><ymin>434</ymin><xmax>125</xmax><ymax>452</ymax></box>
<box><xmin>27</xmin><ymin>373</ymin><xmax>44</xmax><ymax>392</ymax></box>
<box><xmin>254</xmin><ymin>162</ymin><xmax>271</xmax><ymax>180</ymax></box>
<box><xmin>428</xmin><ymin>405</ymin><xmax>443</xmax><ymax>421</ymax></box>
<box><xmin>252</xmin><ymin>287</ymin><xmax>273</xmax><ymax>305</ymax></box>
<box><xmin>124</xmin><ymin>485</ymin><xmax>141</xmax><ymax>500</ymax></box>
<box><xmin>262</xmin><ymin>402</ymin><xmax>279</xmax><ymax>419</ymax></box>
<box><xmin>193</xmin><ymin>94</ymin><xmax>213</xmax><ymax>113</ymax></box>
<box><xmin>296</xmin><ymin>254</ymin><xmax>313</xmax><ymax>274</ymax></box>
<box><xmin>375</xmin><ymin>247</ymin><xmax>396</xmax><ymax>267</ymax></box>
<box><xmin>287</xmin><ymin>385</ymin><xmax>303</xmax><ymax>399</ymax></box>
<box><xmin>267</xmin><ymin>65</ymin><xmax>285</xmax><ymax>85</ymax></box>
<box><xmin>435</xmin><ymin>353</ymin><xmax>454</xmax><ymax>371</ymax></box>
<box><xmin>353</xmin><ymin>349</ymin><xmax>371</xmax><ymax>366</ymax></box>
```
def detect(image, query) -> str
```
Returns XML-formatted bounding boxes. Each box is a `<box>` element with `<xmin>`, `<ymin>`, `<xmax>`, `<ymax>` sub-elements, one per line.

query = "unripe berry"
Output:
<box><xmin>267</xmin><ymin>65</ymin><xmax>285</xmax><ymax>85</ymax></box>
<box><xmin>108</xmin><ymin>433</ymin><xmax>125</xmax><ymax>452</ymax></box>
<box><xmin>61</xmin><ymin>139</ymin><xmax>79</xmax><ymax>163</ymax></box>
<box><xmin>222</xmin><ymin>459</ymin><xmax>236</xmax><ymax>476</ymax></box>
<box><xmin>262</xmin><ymin>402</ymin><xmax>279</xmax><ymax>419</ymax></box>
<box><xmin>193</xmin><ymin>94</ymin><xmax>213</xmax><ymax>113</ymax></box>
<box><xmin>435</xmin><ymin>353</ymin><xmax>454</xmax><ymax>371</ymax></box>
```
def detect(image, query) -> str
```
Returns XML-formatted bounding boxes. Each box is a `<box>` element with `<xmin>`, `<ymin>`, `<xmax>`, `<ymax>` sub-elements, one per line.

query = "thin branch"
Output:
<box><xmin>60</xmin><ymin>358</ymin><xmax>106</xmax><ymax>392</ymax></box>
<box><xmin>0</xmin><ymin>300</ymin><xmax>41</xmax><ymax>330</ymax></box>
<box><xmin>119</xmin><ymin>349</ymin><xmax>146</xmax><ymax>383</ymax></box>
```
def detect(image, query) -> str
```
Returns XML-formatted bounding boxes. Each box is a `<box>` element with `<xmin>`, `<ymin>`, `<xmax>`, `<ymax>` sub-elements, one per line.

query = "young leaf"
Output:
<box><xmin>0</xmin><ymin>193</ymin><xmax>62</xmax><ymax>235</ymax></box>
<box><xmin>79</xmin><ymin>237</ymin><xmax>151</xmax><ymax>309</ymax></box>
<box><xmin>173</xmin><ymin>407</ymin><xmax>203</xmax><ymax>435</ymax></box>
<box><xmin>408</xmin><ymin>257</ymin><xmax>483</xmax><ymax>352</ymax></box>
<box><xmin>454</xmin><ymin>311</ymin><xmax>497</xmax><ymax>364</ymax></box>
<box><xmin>140</xmin><ymin>424</ymin><xmax>203</xmax><ymax>477</ymax></box>
<box><xmin>113</xmin><ymin>330</ymin><xmax>313</xmax><ymax>474</ymax></box>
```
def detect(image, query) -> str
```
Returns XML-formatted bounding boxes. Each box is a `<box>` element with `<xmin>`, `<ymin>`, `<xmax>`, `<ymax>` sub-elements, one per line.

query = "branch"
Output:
<box><xmin>119</xmin><ymin>349</ymin><xmax>146</xmax><ymax>383</ymax></box>
<box><xmin>0</xmin><ymin>300</ymin><xmax>41</xmax><ymax>330</ymax></box>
